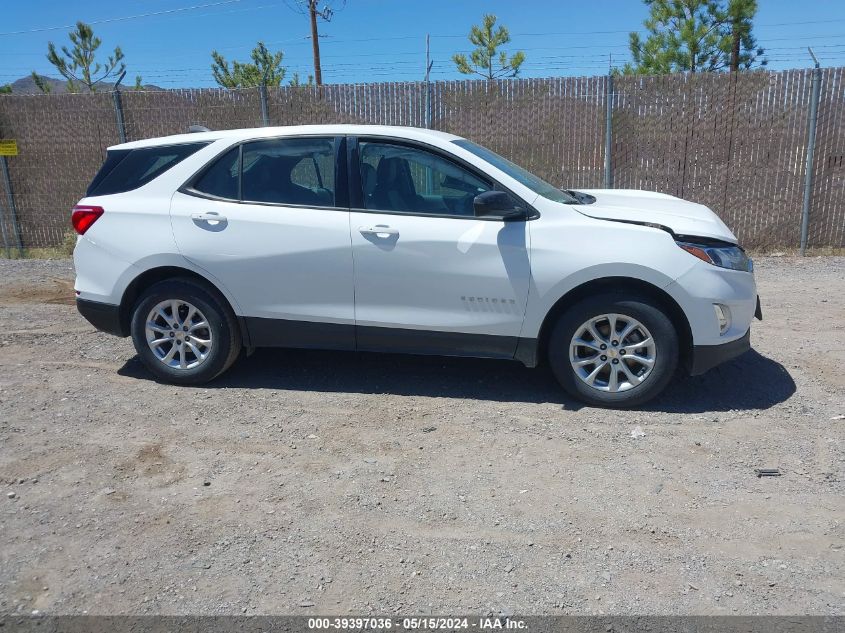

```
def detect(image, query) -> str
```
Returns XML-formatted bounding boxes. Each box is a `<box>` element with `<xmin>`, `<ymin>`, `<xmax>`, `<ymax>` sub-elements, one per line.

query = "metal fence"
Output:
<box><xmin>0</xmin><ymin>68</ymin><xmax>842</xmax><ymax>252</ymax></box>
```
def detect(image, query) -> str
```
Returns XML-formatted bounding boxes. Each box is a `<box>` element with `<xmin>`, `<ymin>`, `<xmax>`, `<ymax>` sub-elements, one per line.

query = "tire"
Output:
<box><xmin>547</xmin><ymin>293</ymin><xmax>679</xmax><ymax>408</ymax></box>
<box><xmin>130</xmin><ymin>278</ymin><xmax>241</xmax><ymax>385</ymax></box>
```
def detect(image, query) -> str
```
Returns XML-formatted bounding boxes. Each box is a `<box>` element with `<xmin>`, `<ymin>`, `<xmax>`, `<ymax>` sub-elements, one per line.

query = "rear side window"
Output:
<box><xmin>241</xmin><ymin>138</ymin><xmax>336</xmax><ymax>207</ymax></box>
<box><xmin>86</xmin><ymin>149</ymin><xmax>130</xmax><ymax>195</ymax></box>
<box><xmin>88</xmin><ymin>142</ymin><xmax>208</xmax><ymax>196</ymax></box>
<box><xmin>192</xmin><ymin>146</ymin><xmax>240</xmax><ymax>200</ymax></box>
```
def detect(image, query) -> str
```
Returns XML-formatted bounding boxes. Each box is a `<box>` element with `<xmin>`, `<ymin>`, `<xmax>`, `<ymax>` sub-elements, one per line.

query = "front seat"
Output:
<box><xmin>371</xmin><ymin>157</ymin><xmax>420</xmax><ymax>212</ymax></box>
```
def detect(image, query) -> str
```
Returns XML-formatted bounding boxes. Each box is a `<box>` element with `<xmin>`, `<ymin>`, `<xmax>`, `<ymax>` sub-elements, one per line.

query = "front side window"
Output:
<box><xmin>359</xmin><ymin>141</ymin><xmax>491</xmax><ymax>216</ymax></box>
<box><xmin>241</xmin><ymin>138</ymin><xmax>335</xmax><ymax>206</ymax></box>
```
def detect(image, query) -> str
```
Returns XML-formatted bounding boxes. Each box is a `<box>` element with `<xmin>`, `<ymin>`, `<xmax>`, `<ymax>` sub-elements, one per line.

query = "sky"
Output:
<box><xmin>1</xmin><ymin>0</ymin><xmax>845</xmax><ymax>88</ymax></box>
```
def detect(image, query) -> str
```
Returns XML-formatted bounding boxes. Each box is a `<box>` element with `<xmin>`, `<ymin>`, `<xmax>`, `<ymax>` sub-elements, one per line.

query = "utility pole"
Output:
<box><xmin>308</xmin><ymin>0</ymin><xmax>323</xmax><ymax>86</ymax></box>
<box><xmin>288</xmin><ymin>0</ymin><xmax>336</xmax><ymax>86</ymax></box>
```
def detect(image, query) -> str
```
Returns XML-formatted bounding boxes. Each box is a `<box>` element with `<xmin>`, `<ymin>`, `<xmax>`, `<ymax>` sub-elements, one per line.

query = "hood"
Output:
<box><xmin>572</xmin><ymin>189</ymin><xmax>738</xmax><ymax>243</ymax></box>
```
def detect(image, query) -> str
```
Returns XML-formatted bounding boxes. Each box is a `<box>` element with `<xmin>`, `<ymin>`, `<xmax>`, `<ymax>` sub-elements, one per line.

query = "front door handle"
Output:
<box><xmin>192</xmin><ymin>212</ymin><xmax>227</xmax><ymax>223</ymax></box>
<box><xmin>359</xmin><ymin>225</ymin><xmax>399</xmax><ymax>238</ymax></box>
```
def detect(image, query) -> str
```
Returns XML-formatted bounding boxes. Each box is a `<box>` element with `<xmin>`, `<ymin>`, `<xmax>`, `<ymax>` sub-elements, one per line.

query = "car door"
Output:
<box><xmin>349</xmin><ymin>137</ymin><xmax>531</xmax><ymax>358</ymax></box>
<box><xmin>170</xmin><ymin>135</ymin><xmax>355</xmax><ymax>349</ymax></box>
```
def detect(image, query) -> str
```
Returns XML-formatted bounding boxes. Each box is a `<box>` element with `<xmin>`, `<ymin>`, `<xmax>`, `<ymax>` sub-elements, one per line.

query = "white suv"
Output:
<box><xmin>73</xmin><ymin>125</ymin><xmax>760</xmax><ymax>407</ymax></box>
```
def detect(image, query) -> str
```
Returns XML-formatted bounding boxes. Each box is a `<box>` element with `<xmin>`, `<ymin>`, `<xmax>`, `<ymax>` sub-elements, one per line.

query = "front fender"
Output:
<box><xmin>521</xmin><ymin>263</ymin><xmax>679</xmax><ymax>340</ymax></box>
<box><xmin>522</xmin><ymin>213</ymin><xmax>697</xmax><ymax>340</ymax></box>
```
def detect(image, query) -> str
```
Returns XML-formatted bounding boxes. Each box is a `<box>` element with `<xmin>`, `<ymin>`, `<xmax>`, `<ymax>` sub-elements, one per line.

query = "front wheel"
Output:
<box><xmin>548</xmin><ymin>294</ymin><xmax>679</xmax><ymax>408</ymax></box>
<box><xmin>130</xmin><ymin>278</ymin><xmax>241</xmax><ymax>385</ymax></box>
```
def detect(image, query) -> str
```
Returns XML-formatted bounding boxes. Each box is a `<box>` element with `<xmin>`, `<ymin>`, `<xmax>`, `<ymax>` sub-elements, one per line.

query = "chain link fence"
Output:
<box><xmin>0</xmin><ymin>68</ymin><xmax>842</xmax><ymax>252</ymax></box>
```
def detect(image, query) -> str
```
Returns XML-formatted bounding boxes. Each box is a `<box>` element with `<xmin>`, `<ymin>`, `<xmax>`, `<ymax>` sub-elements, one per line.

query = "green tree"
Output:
<box><xmin>30</xmin><ymin>72</ymin><xmax>52</xmax><ymax>93</ymax></box>
<box><xmin>288</xmin><ymin>72</ymin><xmax>314</xmax><ymax>87</ymax></box>
<box><xmin>211</xmin><ymin>41</ymin><xmax>286</xmax><ymax>88</ymax></box>
<box><xmin>624</xmin><ymin>0</ymin><xmax>765</xmax><ymax>74</ymax></box>
<box><xmin>38</xmin><ymin>21</ymin><xmax>125</xmax><ymax>92</ymax></box>
<box><xmin>0</xmin><ymin>84</ymin><xmax>11</xmax><ymax>94</ymax></box>
<box><xmin>133</xmin><ymin>75</ymin><xmax>144</xmax><ymax>90</ymax></box>
<box><xmin>452</xmin><ymin>14</ymin><xmax>526</xmax><ymax>80</ymax></box>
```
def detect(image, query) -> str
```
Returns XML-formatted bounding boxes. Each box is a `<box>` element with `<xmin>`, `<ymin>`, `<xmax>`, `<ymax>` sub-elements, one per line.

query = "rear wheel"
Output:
<box><xmin>130</xmin><ymin>278</ymin><xmax>241</xmax><ymax>384</ymax></box>
<box><xmin>548</xmin><ymin>294</ymin><xmax>679</xmax><ymax>408</ymax></box>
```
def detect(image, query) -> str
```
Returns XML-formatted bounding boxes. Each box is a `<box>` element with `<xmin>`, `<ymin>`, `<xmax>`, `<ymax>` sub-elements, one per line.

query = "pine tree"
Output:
<box><xmin>211</xmin><ymin>42</ymin><xmax>286</xmax><ymax>89</ymax></box>
<box><xmin>453</xmin><ymin>14</ymin><xmax>526</xmax><ymax>80</ymax></box>
<box><xmin>40</xmin><ymin>22</ymin><xmax>126</xmax><ymax>92</ymax></box>
<box><xmin>624</xmin><ymin>0</ymin><xmax>765</xmax><ymax>74</ymax></box>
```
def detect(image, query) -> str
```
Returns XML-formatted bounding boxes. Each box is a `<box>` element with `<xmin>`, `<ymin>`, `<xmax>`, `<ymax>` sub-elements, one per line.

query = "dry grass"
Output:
<box><xmin>0</xmin><ymin>230</ymin><xmax>76</xmax><ymax>260</ymax></box>
<box><xmin>748</xmin><ymin>246</ymin><xmax>845</xmax><ymax>257</ymax></box>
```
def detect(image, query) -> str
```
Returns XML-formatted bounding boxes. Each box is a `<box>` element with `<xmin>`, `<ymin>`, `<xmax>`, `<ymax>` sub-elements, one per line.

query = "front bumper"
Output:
<box><xmin>665</xmin><ymin>262</ymin><xmax>758</xmax><ymax>347</ymax></box>
<box><xmin>689</xmin><ymin>328</ymin><xmax>751</xmax><ymax>375</ymax></box>
<box><xmin>77</xmin><ymin>298</ymin><xmax>127</xmax><ymax>337</ymax></box>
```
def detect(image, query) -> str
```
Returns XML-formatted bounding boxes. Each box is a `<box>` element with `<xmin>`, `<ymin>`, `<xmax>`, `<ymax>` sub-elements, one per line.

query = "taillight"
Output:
<box><xmin>71</xmin><ymin>205</ymin><xmax>104</xmax><ymax>235</ymax></box>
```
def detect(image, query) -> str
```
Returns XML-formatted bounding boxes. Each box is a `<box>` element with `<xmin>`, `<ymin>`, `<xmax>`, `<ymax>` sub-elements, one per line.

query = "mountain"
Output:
<box><xmin>3</xmin><ymin>74</ymin><xmax>162</xmax><ymax>94</ymax></box>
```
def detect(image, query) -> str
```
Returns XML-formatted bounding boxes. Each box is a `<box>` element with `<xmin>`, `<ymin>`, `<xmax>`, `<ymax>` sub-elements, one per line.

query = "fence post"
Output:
<box><xmin>604</xmin><ymin>72</ymin><xmax>614</xmax><ymax>189</ymax></box>
<box><xmin>800</xmin><ymin>54</ymin><xmax>822</xmax><ymax>256</ymax></box>
<box><xmin>112</xmin><ymin>89</ymin><xmax>126</xmax><ymax>143</ymax></box>
<box><xmin>259</xmin><ymin>83</ymin><xmax>270</xmax><ymax>127</ymax></box>
<box><xmin>0</xmin><ymin>193</ymin><xmax>11</xmax><ymax>258</ymax></box>
<box><xmin>424</xmin><ymin>79</ymin><xmax>432</xmax><ymax>130</ymax></box>
<box><xmin>112</xmin><ymin>71</ymin><xmax>127</xmax><ymax>143</ymax></box>
<box><xmin>424</xmin><ymin>34</ymin><xmax>433</xmax><ymax>129</ymax></box>
<box><xmin>0</xmin><ymin>156</ymin><xmax>23</xmax><ymax>256</ymax></box>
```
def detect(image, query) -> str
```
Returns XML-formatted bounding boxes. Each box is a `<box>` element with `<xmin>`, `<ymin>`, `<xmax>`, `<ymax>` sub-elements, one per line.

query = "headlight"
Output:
<box><xmin>676</xmin><ymin>241</ymin><xmax>753</xmax><ymax>272</ymax></box>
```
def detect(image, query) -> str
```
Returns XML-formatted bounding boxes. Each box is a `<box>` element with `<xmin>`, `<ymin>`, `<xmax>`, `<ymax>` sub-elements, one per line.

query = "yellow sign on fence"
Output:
<box><xmin>0</xmin><ymin>140</ymin><xmax>18</xmax><ymax>156</ymax></box>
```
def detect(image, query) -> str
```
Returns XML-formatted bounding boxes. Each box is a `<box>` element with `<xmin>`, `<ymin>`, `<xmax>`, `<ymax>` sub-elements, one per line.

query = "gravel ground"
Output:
<box><xmin>0</xmin><ymin>256</ymin><xmax>842</xmax><ymax>616</ymax></box>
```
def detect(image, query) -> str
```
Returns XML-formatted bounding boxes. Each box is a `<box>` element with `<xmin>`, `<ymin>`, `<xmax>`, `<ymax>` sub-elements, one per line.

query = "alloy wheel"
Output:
<box><xmin>568</xmin><ymin>313</ymin><xmax>657</xmax><ymax>393</ymax></box>
<box><xmin>145</xmin><ymin>299</ymin><xmax>213</xmax><ymax>370</ymax></box>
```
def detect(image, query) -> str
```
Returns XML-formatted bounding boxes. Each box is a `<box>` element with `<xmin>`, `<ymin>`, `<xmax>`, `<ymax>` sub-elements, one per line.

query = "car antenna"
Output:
<box><xmin>188</xmin><ymin>124</ymin><xmax>211</xmax><ymax>133</ymax></box>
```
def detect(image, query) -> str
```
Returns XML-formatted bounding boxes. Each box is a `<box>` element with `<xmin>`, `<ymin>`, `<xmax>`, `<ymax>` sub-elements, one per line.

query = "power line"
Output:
<box><xmin>7</xmin><ymin>43</ymin><xmax>843</xmax><ymax>72</ymax></box>
<box><xmin>6</xmin><ymin>51</ymin><xmax>843</xmax><ymax>79</ymax></box>
<box><xmin>758</xmin><ymin>17</ymin><xmax>845</xmax><ymax>27</ymax></box>
<box><xmin>0</xmin><ymin>0</ymin><xmax>247</xmax><ymax>36</ymax></box>
<box><xmin>138</xmin><ymin>35</ymin><xmax>845</xmax><ymax>65</ymax></box>
<box><xmin>6</xmin><ymin>40</ymin><xmax>845</xmax><ymax>62</ymax></box>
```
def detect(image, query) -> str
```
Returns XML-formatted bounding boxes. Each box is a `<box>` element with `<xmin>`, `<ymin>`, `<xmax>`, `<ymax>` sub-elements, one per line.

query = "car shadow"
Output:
<box><xmin>118</xmin><ymin>348</ymin><xmax>795</xmax><ymax>413</ymax></box>
<box><xmin>643</xmin><ymin>349</ymin><xmax>796</xmax><ymax>413</ymax></box>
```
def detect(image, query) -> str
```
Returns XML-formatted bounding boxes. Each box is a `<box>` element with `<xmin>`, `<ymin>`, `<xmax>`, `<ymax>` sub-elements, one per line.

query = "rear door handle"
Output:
<box><xmin>192</xmin><ymin>212</ymin><xmax>227</xmax><ymax>223</ymax></box>
<box><xmin>359</xmin><ymin>225</ymin><xmax>398</xmax><ymax>238</ymax></box>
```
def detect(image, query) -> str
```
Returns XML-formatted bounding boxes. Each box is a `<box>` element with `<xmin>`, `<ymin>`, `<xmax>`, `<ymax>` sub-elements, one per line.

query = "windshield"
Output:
<box><xmin>452</xmin><ymin>139</ymin><xmax>577</xmax><ymax>204</ymax></box>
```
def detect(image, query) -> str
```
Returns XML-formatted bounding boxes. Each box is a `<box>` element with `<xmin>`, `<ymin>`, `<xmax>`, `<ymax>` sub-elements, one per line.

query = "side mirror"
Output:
<box><xmin>473</xmin><ymin>191</ymin><xmax>525</xmax><ymax>220</ymax></box>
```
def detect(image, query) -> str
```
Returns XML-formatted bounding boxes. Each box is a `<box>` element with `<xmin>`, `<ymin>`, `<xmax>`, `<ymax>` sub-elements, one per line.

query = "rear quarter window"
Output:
<box><xmin>87</xmin><ymin>142</ymin><xmax>209</xmax><ymax>196</ymax></box>
<box><xmin>191</xmin><ymin>146</ymin><xmax>240</xmax><ymax>200</ymax></box>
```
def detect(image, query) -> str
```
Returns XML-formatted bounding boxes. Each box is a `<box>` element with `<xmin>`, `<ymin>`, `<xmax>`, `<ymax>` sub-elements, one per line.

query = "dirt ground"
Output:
<box><xmin>0</xmin><ymin>256</ymin><xmax>842</xmax><ymax>616</ymax></box>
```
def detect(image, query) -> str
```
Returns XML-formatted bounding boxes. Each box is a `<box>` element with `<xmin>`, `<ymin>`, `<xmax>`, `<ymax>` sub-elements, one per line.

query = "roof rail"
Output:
<box><xmin>188</xmin><ymin>124</ymin><xmax>211</xmax><ymax>133</ymax></box>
